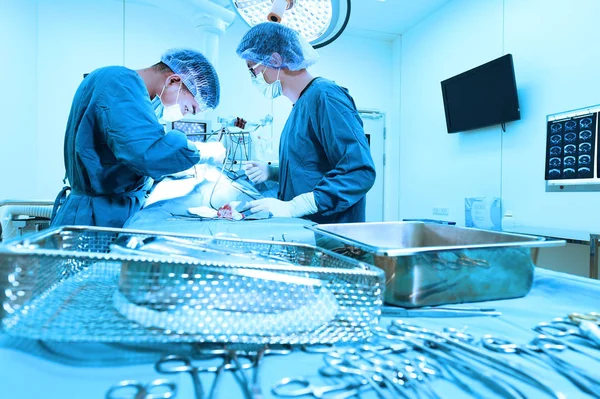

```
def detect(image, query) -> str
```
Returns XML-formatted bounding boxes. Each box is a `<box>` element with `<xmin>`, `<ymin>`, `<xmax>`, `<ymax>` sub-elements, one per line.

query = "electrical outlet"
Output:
<box><xmin>432</xmin><ymin>207</ymin><xmax>449</xmax><ymax>216</ymax></box>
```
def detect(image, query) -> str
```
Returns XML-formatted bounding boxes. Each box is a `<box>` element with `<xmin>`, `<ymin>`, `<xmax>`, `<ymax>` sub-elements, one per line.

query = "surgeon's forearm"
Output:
<box><xmin>314</xmin><ymin>166</ymin><xmax>376</xmax><ymax>216</ymax></box>
<box><xmin>290</xmin><ymin>192</ymin><xmax>318</xmax><ymax>217</ymax></box>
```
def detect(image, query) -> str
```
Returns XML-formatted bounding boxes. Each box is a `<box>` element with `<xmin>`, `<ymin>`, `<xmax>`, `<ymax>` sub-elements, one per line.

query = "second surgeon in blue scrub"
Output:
<box><xmin>51</xmin><ymin>48</ymin><xmax>226</xmax><ymax>228</ymax></box>
<box><xmin>238</xmin><ymin>23</ymin><xmax>376</xmax><ymax>223</ymax></box>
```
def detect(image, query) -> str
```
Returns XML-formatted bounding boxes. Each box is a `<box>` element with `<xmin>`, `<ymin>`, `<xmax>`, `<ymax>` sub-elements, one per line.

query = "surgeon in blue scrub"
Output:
<box><xmin>51</xmin><ymin>48</ymin><xmax>225</xmax><ymax>228</ymax></box>
<box><xmin>237</xmin><ymin>23</ymin><xmax>376</xmax><ymax>223</ymax></box>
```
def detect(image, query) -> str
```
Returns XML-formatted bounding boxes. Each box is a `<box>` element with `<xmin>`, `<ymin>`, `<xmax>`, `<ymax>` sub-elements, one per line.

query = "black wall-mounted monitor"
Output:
<box><xmin>441</xmin><ymin>54</ymin><xmax>521</xmax><ymax>133</ymax></box>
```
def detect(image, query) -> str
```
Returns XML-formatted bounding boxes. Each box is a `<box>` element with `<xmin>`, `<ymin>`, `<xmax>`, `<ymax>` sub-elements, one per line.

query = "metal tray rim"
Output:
<box><xmin>0</xmin><ymin>225</ymin><xmax>384</xmax><ymax>277</ymax></box>
<box><xmin>306</xmin><ymin>222</ymin><xmax>566</xmax><ymax>257</ymax></box>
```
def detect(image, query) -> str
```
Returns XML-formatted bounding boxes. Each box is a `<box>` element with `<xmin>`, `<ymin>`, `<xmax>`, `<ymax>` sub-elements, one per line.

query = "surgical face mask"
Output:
<box><xmin>251</xmin><ymin>67</ymin><xmax>282</xmax><ymax>99</ymax></box>
<box><xmin>158</xmin><ymin>81</ymin><xmax>184</xmax><ymax>122</ymax></box>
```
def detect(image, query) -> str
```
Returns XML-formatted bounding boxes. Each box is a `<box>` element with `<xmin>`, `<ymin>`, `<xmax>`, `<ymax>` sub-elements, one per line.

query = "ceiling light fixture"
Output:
<box><xmin>231</xmin><ymin>0</ymin><xmax>351</xmax><ymax>48</ymax></box>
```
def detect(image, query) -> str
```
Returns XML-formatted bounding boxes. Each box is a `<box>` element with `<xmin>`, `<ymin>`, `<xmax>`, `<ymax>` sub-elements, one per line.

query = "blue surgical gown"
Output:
<box><xmin>51</xmin><ymin>66</ymin><xmax>200</xmax><ymax>228</ymax></box>
<box><xmin>278</xmin><ymin>78</ymin><xmax>376</xmax><ymax>224</ymax></box>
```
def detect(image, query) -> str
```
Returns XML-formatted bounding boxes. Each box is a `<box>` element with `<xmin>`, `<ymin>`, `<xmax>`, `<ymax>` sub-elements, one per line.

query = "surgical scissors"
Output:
<box><xmin>105</xmin><ymin>379</ymin><xmax>177</xmax><ymax>399</ymax></box>
<box><xmin>482</xmin><ymin>334</ymin><xmax>600</xmax><ymax>398</ymax></box>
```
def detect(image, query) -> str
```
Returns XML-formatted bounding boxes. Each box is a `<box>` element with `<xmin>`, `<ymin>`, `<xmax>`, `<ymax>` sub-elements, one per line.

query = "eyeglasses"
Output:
<box><xmin>248</xmin><ymin>62</ymin><xmax>263</xmax><ymax>78</ymax></box>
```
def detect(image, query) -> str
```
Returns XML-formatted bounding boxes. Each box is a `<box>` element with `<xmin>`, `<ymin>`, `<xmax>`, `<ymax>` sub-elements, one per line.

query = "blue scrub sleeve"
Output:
<box><xmin>98</xmin><ymin>73</ymin><xmax>200</xmax><ymax>180</ymax></box>
<box><xmin>312</xmin><ymin>93</ymin><xmax>376</xmax><ymax>216</ymax></box>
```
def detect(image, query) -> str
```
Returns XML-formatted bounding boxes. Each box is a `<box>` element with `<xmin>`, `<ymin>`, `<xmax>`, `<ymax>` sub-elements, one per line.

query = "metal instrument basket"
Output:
<box><xmin>0</xmin><ymin>226</ymin><xmax>384</xmax><ymax>345</ymax></box>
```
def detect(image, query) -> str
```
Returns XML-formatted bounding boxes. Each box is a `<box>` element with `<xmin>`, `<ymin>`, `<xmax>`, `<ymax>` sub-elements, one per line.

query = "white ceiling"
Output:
<box><xmin>216</xmin><ymin>0</ymin><xmax>452</xmax><ymax>37</ymax></box>
<box><xmin>347</xmin><ymin>0</ymin><xmax>452</xmax><ymax>36</ymax></box>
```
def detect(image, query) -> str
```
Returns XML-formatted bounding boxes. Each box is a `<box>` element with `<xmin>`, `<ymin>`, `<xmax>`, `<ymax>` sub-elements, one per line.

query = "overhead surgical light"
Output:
<box><xmin>231</xmin><ymin>0</ymin><xmax>351</xmax><ymax>48</ymax></box>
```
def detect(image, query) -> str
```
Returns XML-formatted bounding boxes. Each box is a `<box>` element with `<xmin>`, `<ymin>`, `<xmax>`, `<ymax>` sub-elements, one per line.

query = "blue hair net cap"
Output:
<box><xmin>236</xmin><ymin>22</ymin><xmax>319</xmax><ymax>71</ymax></box>
<box><xmin>161</xmin><ymin>48</ymin><xmax>220</xmax><ymax>110</ymax></box>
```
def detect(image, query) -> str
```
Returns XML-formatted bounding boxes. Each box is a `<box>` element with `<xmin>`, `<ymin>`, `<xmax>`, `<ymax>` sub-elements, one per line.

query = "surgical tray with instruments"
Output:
<box><xmin>0</xmin><ymin>226</ymin><xmax>384</xmax><ymax>345</ymax></box>
<box><xmin>308</xmin><ymin>221</ymin><xmax>565</xmax><ymax>308</ymax></box>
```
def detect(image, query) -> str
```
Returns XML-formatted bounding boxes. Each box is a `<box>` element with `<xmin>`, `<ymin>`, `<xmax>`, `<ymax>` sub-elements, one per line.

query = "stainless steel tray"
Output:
<box><xmin>308</xmin><ymin>222</ymin><xmax>565</xmax><ymax>307</ymax></box>
<box><xmin>0</xmin><ymin>226</ymin><xmax>384</xmax><ymax>344</ymax></box>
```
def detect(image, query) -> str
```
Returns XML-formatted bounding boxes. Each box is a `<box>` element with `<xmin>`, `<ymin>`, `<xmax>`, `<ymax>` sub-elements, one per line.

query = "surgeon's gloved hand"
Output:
<box><xmin>242</xmin><ymin>192</ymin><xmax>318</xmax><ymax>218</ymax></box>
<box><xmin>243</xmin><ymin>161</ymin><xmax>278</xmax><ymax>184</ymax></box>
<box><xmin>194</xmin><ymin>141</ymin><xmax>226</xmax><ymax>165</ymax></box>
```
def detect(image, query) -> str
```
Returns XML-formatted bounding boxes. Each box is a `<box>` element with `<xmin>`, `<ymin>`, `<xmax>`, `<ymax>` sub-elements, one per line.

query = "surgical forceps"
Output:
<box><xmin>535</xmin><ymin>322</ymin><xmax>600</xmax><ymax>359</ymax></box>
<box><xmin>323</xmin><ymin>350</ymin><xmax>403</xmax><ymax>399</ymax></box>
<box><xmin>380</xmin><ymin>326</ymin><xmax>528</xmax><ymax>399</ymax></box>
<box><xmin>569</xmin><ymin>312</ymin><xmax>600</xmax><ymax>324</ymax></box>
<box><xmin>235</xmin><ymin>344</ymin><xmax>293</xmax><ymax>399</ymax></box>
<box><xmin>323</xmin><ymin>344</ymin><xmax>445</xmax><ymax>399</ymax></box>
<box><xmin>193</xmin><ymin>344</ymin><xmax>292</xmax><ymax>399</ymax></box>
<box><xmin>382</xmin><ymin>306</ymin><xmax>501</xmax><ymax>318</ymax></box>
<box><xmin>105</xmin><ymin>379</ymin><xmax>177</xmax><ymax>399</ymax></box>
<box><xmin>272</xmin><ymin>376</ymin><xmax>362</xmax><ymax>398</ymax></box>
<box><xmin>569</xmin><ymin>312</ymin><xmax>600</xmax><ymax>346</ymax></box>
<box><xmin>482</xmin><ymin>334</ymin><xmax>600</xmax><ymax>398</ymax></box>
<box><xmin>300</xmin><ymin>344</ymin><xmax>337</xmax><ymax>354</ymax></box>
<box><xmin>384</xmin><ymin>322</ymin><xmax>563</xmax><ymax>399</ymax></box>
<box><xmin>426</xmin><ymin>252</ymin><xmax>490</xmax><ymax>270</ymax></box>
<box><xmin>155</xmin><ymin>352</ymin><xmax>254</xmax><ymax>399</ymax></box>
<box><xmin>355</xmin><ymin>348</ymin><xmax>442</xmax><ymax>399</ymax></box>
<box><xmin>535</xmin><ymin>313</ymin><xmax>600</xmax><ymax>348</ymax></box>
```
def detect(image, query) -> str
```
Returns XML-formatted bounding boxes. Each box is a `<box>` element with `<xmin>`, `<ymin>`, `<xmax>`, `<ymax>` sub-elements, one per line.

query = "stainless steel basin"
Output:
<box><xmin>308</xmin><ymin>222</ymin><xmax>565</xmax><ymax>307</ymax></box>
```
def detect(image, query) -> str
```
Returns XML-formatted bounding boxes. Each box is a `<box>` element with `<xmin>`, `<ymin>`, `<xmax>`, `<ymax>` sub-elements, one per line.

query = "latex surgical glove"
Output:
<box><xmin>194</xmin><ymin>141</ymin><xmax>226</xmax><ymax>165</ymax></box>
<box><xmin>243</xmin><ymin>161</ymin><xmax>278</xmax><ymax>184</ymax></box>
<box><xmin>243</xmin><ymin>192</ymin><xmax>318</xmax><ymax>218</ymax></box>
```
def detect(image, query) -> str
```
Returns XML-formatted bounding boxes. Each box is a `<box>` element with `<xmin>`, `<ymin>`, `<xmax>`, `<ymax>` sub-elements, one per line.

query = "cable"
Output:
<box><xmin>242</xmin><ymin>135</ymin><xmax>250</xmax><ymax>162</ymax></box>
<box><xmin>209</xmin><ymin>146</ymin><xmax>231</xmax><ymax>211</ymax></box>
<box><xmin>232</xmin><ymin>134</ymin><xmax>242</xmax><ymax>168</ymax></box>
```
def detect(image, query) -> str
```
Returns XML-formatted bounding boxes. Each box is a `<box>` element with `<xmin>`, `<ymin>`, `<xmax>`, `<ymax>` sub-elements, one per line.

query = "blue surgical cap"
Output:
<box><xmin>236</xmin><ymin>22</ymin><xmax>319</xmax><ymax>71</ymax></box>
<box><xmin>161</xmin><ymin>48</ymin><xmax>220</xmax><ymax>110</ymax></box>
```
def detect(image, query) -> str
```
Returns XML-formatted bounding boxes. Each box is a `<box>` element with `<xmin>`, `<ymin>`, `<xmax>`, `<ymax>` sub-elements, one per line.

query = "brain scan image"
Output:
<box><xmin>578</xmin><ymin>155</ymin><xmax>591</xmax><ymax>165</ymax></box>
<box><xmin>579</xmin><ymin>142</ymin><xmax>592</xmax><ymax>153</ymax></box>
<box><xmin>564</xmin><ymin>132</ymin><xmax>577</xmax><ymax>143</ymax></box>
<box><xmin>549</xmin><ymin>169</ymin><xmax>561</xmax><ymax>178</ymax></box>
<box><xmin>564</xmin><ymin>144</ymin><xmax>577</xmax><ymax>154</ymax></box>
<box><xmin>550</xmin><ymin>123</ymin><xmax>563</xmax><ymax>133</ymax></box>
<box><xmin>549</xmin><ymin>146</ymin><xmax>562</xmax><ymax>156</ymax></box>
<box><xmin>565</xmin><ymin>120</ymin><xmax>577</xmax><ymax>131</ymax></box>
<box><xmin>550</xmin><ymin>135</ymin><xmax>562</xmax><ymax>144</ymax></box>
<box><xmin>578</xmin><ymin>167</ymin><xmax>591</xmax><ymax>176</ymax></box>
<box><xmin>579</xmin><ymin>130</ymin><xmax>593</xmax><ymax>141</ymax></box>
<box><xmin>564</xmin><ymin>156</ymin><xmax>576</xmax><ymax>166</ymax></box>
<box><xmin>549</xmin><ymin>157</ymin><xmax>562</xmax><ymax>167</ymax></box>
<box><xmin>580</xmin><ymin>117</ymin><xmax>593</xmax><ymax>129</ymax></box>
<box><xmin>563</xmin><ymin>168</ymin><xmax>576</xmax><ymax>178</ymax></box>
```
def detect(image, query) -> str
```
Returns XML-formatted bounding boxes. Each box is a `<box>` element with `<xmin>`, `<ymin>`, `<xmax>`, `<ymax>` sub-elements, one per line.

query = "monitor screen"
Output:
<box><xmin>441</xmin><ymin>54</ymin><xmax>520</xmax><ymax>133</ymax></box>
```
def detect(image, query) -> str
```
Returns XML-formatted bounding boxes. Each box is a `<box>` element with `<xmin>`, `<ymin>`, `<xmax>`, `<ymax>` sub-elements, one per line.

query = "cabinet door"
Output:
<box><xmin>361</xmin><ymin>112</ymin><xmax>386</xmax><ymax>222</ymax></box>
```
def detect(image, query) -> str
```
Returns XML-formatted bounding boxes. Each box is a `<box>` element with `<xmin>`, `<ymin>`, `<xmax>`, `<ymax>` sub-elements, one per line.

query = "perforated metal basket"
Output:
<box><xmin>0</xmin><ymin>226</ymin><xmax>384</xmax><ymax>345</ymax></box>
